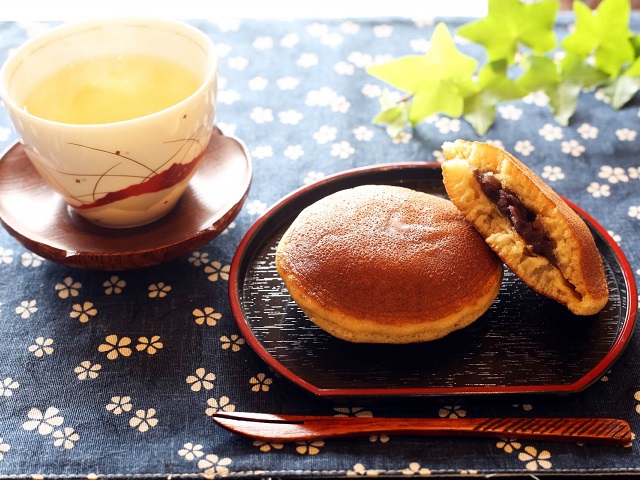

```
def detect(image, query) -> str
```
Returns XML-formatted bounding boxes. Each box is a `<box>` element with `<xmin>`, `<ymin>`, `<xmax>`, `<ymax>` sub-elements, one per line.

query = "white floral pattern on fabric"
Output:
<box><xmin>28</xmin><ymin>337</ymin><xmax>54</xmax><ymax>357</ymax></box>
<box><xmin>193</xmin><ymin>307</ymin><xmax>222</xmax><ymax>326</ymax></box>
<box><xmin>314</xmin><ymin>125</ymin><xmax>338</xmax><ymax>144</ymax></box>
<box><xmin>599</xmin><ymin>166</ymin><xmax>630</xmax><ymax>183</ymax></box>
<box><xmin>249</xmin><ymin>373</ymin><xmax>273</xmax><ymax>392</ymax></box>
<box><xmin>178</xmin><ymin>442</ymin><xmax>204</xmax><ymax>461</ymax></box>
<box><xmin>278</xmin><ymin>110</ymin><xmax>304</xmax><ymax>125</ymax></box>
<box><xmin>103</xmin><ymin>276</ymin><xmax>126</xmax><ymax>295</ymax></box>
<box><xmin>220</xmin><ymin>334</ymin><xmax>245</xmax><ymax>352</ymax></box>
<box><xmin>246</xmin><ymin>200</ymin><xmax>268</xmax><ymax>215</ymax></box>
<box><xmin>587</xmin><ymin>182</ymin><xmax>611</xmax><ymax>198</ymax></box>
<box><xmin>204</xmin><ymin>396</ymin><xmax>236</xmax><ymax>416</ymax></box>
<box><xmin>135</xmin><ymin>336</ymin><xmax>163</xmax><ymax>354</ymax></box>
<box><xmin>629</xmin><ymin>205</ymin><xmax>640</xmax><ymax>220</ymax></box>
<box><xmin>348</xmin><ymin>463</ymin><xmax>379</xmax><ymax>475</ymax></box>
<box><xmin>251</xmin><ymin>145</ymin><xmax>274</xmax><ymax>159</ymax></box>
<box><xmin>561</xmin><ymin>139</ymin><xmax>585</xmax><ymax>157</ymax></box>
<box><xmin>485</xmin><ymin>139</ymin><xmax>505</xmax><ymax>150</ymax></box>
<box><xmin>330</xmin><ymin>141</ymin><xmax>355</xmax><ymax>159</ymax></box>
<box><xmin>0</xmin><ymin>438</ymin><xmax>9</xmax><ymax>461</ymax></box>
<box><xmin>197</xmin><ymin>454</ymin><xmax>233</xmax><ymax>477</ymax></box>
<box><xmin>538</xmin><ymin>123</ymin><xmax>563</xmax><ymax>141</ymax></box>
<box><xmin>188</xmin><ymin>252</ymin><xmax>210</xmax><ymax>267</ymax></box>
<box><xmin>0</xmin><ymin>247</ymin><xmax>13</xmax><ymax>264</ymax></box>
<box><xmin>186</xmin><ymin>368</ymin><xmax>216</xmax><ymax>392</ymax></box>
<box><xmin>22</xmin><ymin>407</ymin><xmax>64</xmax><ymax>435</ymax></box>
<box><xmin>16</xmin><ymin>299</ymin><xmax>37</xmax><ymax>319</ymax></box>
<box><xmin>106</xmin><ymin>396</ymin><xmax>133</xmax><ymax>415</ymax></box>
<box><xmin>393</xmin><ymin>132</ymin><xmax>413</xmax><ymax>144</ymax></box>
<box><xmin>250</xmin><ymin>106</ymin><xmax>274</xmax><ymax>123</ymax></box>
<box><xmin>514</xmin><ymin>140</ymin><xmax>535</xmax><ymax>156</ymax></box>
<box><xmin>296</xmin><ymin>440</ymin><xmax>324</xmax><ymax>455</ymax></box>
<box><xmin>284</xmin><ymin>145</ymin><xmax>304</xmax><ymax>160</ymax></box>
<box><xmin>402</xmin><ymin>462</ymin><xmax>431</xmax><ymax>475</ymax></box>
<box><xmin>498</xmin><ymin>104</ymin><xmax>523</xmax><ymax>120</ymax></box>
<box><xmin>55</xmin><ymin>277</ymin><xmax>81</xmax><ymax>299</ymax></box>
<box><xmin>497</xmin><ymin>439</ymin><xmax>522</xmax><ymax>453</ymax></box>
<box><xmin>334</xmin><ymin>407</ymin><xmax>372</xmax><ymax>417</ymax></box>
<box><xmin>74</xmin><ymin>361</ymin><xmax>101</xmax><ymax>380</ymax></box>
<box><xmin>52</xmin><ymin>427</ymin><xmax>79</xmax><ymax>450</ymax></box>
<box><xmin>98</xmin><ymin>335</ymin><xmax>132</xmax><ymax>360</ymax></box>
<box><xmin>518</xmin><ymin>446</ymin><xmax>553</xmax><ymax>471</ymax></box>
<box><xmin>129</xmin><ymin>409</ymin><xmax>158</xmax><ymax>432</ymax></box>
<box><xmin>438</xmin><ymin>405</ymin><xmax>466</xmax><ymax>418</ymax></box>
<box><xmin>577</xmin><ymin>123</ymin><xmax>599</xmax><ymax>139</ymax></box>
<box><xmin>615</xmin><ymin>128</ymin><xmax>637</xmax><ymax>141</ymax></box>
<box><xmin>541</xmin><ymin>165</ymin><xmax>565</xmax><ymax>181</ymax></box>
<box><xmin>304</xmin><ymin>171</ymin><xmax>326</xmax><ymax>184</ymax></box>
<box><xmin>70</xmin><ymin>302</ymin><xmax>97</xmax><ymax>323</ymax></box>
<box><xmin>434</xmin><ymin>117</ymin><xmax>461</xmax><ymax>134</ymax></box>
<box><xmin>253</xmin><ymin>440</ymin><xmax>284</xmax><ymax>452</ymax></box>
<box><xmin>0</xmin><ymin>377</ymin><xmax>19</xmax><ymax>396</ymax></box>
<box><xmin>148</xmin><ymin>282</ymin><xmax>171</xmax><ymax>298</ymax></box>
<box><xmin>21</xmin><ymin>252</ymin><xmax>43</xmax><ymax>267</ymax></box>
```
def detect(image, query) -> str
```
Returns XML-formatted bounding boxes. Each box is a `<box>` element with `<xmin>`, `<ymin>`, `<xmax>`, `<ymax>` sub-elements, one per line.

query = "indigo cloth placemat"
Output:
<box><xmin>0</xmin><ymin>14</ymin><xmax>639</xmax><ymax>478</ymax></box>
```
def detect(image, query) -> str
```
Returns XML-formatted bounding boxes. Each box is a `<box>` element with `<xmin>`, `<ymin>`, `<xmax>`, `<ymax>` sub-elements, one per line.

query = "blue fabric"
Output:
<box><xmin>0</xmin><ymin>14</ymin><xmax>639</xmax><ymax>477</ymax></box>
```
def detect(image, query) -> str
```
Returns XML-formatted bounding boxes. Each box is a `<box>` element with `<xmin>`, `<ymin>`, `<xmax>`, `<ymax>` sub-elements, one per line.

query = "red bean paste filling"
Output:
<box><xmin>475</xmin><ymin>170</ymin><xmax>557</xmax><ymax>265</ymax></box>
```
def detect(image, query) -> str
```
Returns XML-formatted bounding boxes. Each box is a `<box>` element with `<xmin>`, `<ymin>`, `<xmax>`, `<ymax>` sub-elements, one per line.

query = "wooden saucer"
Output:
<box><xmin>0</xmin><ymin>126</ymin><xmax>252</xmax><ymax>270</ymax></box>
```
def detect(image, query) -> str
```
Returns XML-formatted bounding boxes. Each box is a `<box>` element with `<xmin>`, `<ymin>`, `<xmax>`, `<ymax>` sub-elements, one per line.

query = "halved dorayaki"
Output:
<box><xmin>441</xmin><ymin>140</ymin><xmax>608</xmax><ymax>316</ymax></box>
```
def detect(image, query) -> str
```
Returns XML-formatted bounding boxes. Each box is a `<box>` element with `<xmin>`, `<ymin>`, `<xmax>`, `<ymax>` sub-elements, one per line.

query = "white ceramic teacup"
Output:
<box><xmin>0</xmin><ymin>18</ymin><xmax>218</xmax><ymax>228</ymax></box>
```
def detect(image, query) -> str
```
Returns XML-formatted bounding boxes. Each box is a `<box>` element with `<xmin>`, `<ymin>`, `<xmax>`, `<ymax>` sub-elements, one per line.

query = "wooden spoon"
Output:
<box><xmin>211</xmin><ymin>411</ymin><xmax>631</xmax><ymax>445</ymax></box>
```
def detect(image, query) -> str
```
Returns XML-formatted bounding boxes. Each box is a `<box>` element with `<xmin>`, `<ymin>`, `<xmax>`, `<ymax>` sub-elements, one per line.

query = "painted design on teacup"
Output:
<box><xmin>76</xmin><ymin>152</ymin><xmax>202</xmax><ymax>210</ymax></box>
<box><xmin>44</xmin><ymin>123</ymin><xmax>206</xmax><ymax>210</ymax></box>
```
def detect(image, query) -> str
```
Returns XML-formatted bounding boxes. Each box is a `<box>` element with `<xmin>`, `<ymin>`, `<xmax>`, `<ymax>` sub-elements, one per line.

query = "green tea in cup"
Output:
<box><xmin>23</xmin><ymin>54</ymin><xmax>201</xmax><ymax>125</ymax></box>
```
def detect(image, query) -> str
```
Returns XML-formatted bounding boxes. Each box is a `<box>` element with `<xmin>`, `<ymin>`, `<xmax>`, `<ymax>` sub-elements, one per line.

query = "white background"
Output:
<box><xmin>0</xmin><ymin>0</ymin><xmax>488</xmax><ymax>21</ymax></box>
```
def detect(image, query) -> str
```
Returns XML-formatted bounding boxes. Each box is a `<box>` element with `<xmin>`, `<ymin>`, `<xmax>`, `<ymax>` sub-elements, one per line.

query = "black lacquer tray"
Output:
<box><xmin>229</xmin><ymin>163</ymin><xmax>637</xmax><ymax>398</ymax></box>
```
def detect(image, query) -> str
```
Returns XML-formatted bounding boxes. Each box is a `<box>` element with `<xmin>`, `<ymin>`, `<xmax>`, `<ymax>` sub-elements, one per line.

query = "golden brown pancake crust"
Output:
<box><xmin>441</xmin><ymin>140</ymin><xmax>608</xmax><ymax>316</ymax></box>
<box><xmin>275</xmin><ymin>184</ymin><xmax>503</xmax><ymax>343</ymax></box>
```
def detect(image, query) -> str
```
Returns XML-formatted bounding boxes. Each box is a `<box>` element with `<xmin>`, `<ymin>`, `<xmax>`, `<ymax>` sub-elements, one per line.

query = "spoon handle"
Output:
<box><xmin>211</xmin><ymin>412</ymin><xmax>632</xmax><ymax>445</ymax></box>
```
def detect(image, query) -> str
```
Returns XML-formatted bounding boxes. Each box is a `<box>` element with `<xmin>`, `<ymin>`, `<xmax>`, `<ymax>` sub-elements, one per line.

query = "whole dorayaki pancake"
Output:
<box><xmin>275</xmin><ymin>184</ymin><xmax>504</xmax><ymax>343</ymax></box>
<box><xmin>441</xmin><ymin>140</ymin><xmax>609</xmax><ymax>316</ymax></box>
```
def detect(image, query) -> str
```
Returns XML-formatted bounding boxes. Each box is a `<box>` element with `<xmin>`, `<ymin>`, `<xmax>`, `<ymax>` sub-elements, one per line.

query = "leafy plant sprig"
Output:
<box><xmin>367</xmin><ymin>0</ymin><xmax>640</xmax><ymax>137</ymax></box>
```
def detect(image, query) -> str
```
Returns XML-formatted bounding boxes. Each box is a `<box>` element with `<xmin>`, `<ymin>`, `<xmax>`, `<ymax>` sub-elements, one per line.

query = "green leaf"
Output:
<box><xmin>561</xmin><ymin>0</ymin><xmax>634</xmax><ymax>75</ymax></box>
<box><xmin>463</xmin><ymin>95</ymin><xmax>497</xmax><ymax>137</ymax></box>
<box><xmin>372</xmin><ymin>105</ymin><xmax>405</xmax><ymax>125</ymax></box>
<box><xmin>366</xmin><ymin>22</ymin><xmax>477</xmax><ymax>125</ymax></box>
<box><xmin>547</xmin><ymin>81</ymin><xmax>582</xmax><ymax>126</ymax></box>
<box><xmin>516</xmin><ymin>54</ymin><xmax>594</xmax><ymax>126</ymax></box>
<box><xmin>372</xmin><ymin>105</ymin><xmax>410</xmax><ymax>136</ymax></box>
<box><xmin>625</xmin><ymin>55</ymin><xmax>640</xmax><ymax>76</ymax></box>
<box><xmin>476</xmin><ymin>60</ymin><xmax>529</xmax><ymax>101</ymax></box>
<box><xmin>516</xmin><ymin>54</ymin><xmax>559</xmax><ymax>92</ymax></box>
<box><xmin>456</xmin><ymin>0</ymin><xmax>558</xmax><ymax>63</ymax></box>
<box><xmin>462</xmin><ymin>60</ymin><xmax>528</xmax><ymax>135</ymax></box>
<box><xmin>630</xmin><ymin>33</ymin><xmax>640</xmax><ymax>56</ymax></box>
<box><xmin>555</xmin><ymin>55</ymin><xmax>609</xmax><ymax>123</ymax></box>
<box><xmin>603</xmin><ymin>75</ymin><xmax>640</xmax><ymax>109</ymax></box>
<box><xmin>515</xmin><ymin>53</ymin><xmax>609</xmax><ymax>125</ymax></box>
<box><xmin>372</xmin><ymin>89</ymin><xmax>412</xmax><ymax>136</ymax></box>
<box><xmin>560</xmin><ymin>53</ymin><xmax>609</xmax><ymax>89</ymax></box>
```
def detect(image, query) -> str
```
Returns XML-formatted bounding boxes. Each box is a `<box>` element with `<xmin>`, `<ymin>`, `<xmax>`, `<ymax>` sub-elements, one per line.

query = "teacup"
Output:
<box><xmin>0</xmin><ymin>18</ymin><xmax>218</xmax><ymax>228</ymax></box>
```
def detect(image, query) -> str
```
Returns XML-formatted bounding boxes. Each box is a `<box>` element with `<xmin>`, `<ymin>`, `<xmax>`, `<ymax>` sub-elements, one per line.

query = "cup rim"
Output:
<box><xmin>0</xmin><ymin>17</ymin><xmax>218</xmax><ymax>128</ymax></box>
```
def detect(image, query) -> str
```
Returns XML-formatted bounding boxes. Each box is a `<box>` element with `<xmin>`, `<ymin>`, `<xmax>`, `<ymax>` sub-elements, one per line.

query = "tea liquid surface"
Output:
<box><xmin>23</xmin><ymin>54</ymin><xmax>201</xmax><ymax>124</ymax></box>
